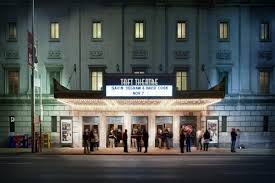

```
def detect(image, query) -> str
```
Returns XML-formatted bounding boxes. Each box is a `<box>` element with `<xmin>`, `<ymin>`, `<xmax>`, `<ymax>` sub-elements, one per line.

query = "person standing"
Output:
<box><xmin>143</xmin><ymin>129</ymin><xmax>149</xmax><ymax>153</ymax></box>
<box><xmin>83</xmin><ymin>129</ymin><xmax>90</xmax><ymax>154</ymax></box>
<box><xmin>186</xmin><ymin>133</ymin><xmax>192</xmax><ymax>152</ymax></box>
<box><xmin>164</xmin><ymin>128</ymin><xmax>170</xmax><ymax>149</ymax></box>
<box><xmin>203</xmin><ymin>130</ymin><xmax>210</xmax><ymax>151</ymax></box>
<box><xmin>196</xmin><ymin>129</ymin><xmax>203</xmax><ymax>150</ymax></box>
<box><xmin>93</xmin><ymin>129</ymin><xmax>99</xmax><ymax>150</ymax></box>
<box><xmin>131</xmin><ymin>128</ymin><xmax>137</xmax><ymax>148</ymax></box>
<box><xmin>123</xmin><ymin>129</ymin><xmax>128</xmax><ymax>153</ymax></box>
<box><xmin>89</xmin><ymin>130</ymin><xmax>95</xmax><ymax>152</ymax></box>
<box><xmin>136</xmin><ymin>128</ymin><xmax>142</xmax><ymax>152</ymax></box>
<box><xmin>231</xmin><ymin>128</ymin><xmax>237</xmax><ymax>152</ymax></box>
<box><xmin>157</xmin><ymin>129</ymin><xmax>163</xmax><ymax>148</ymax></box>
<box><xmin>236</xmin><ymin>129</ymin><xmax>241</xmax><ymax>149</ymax></box>
<box><xmin>108</xmin><ymin>129</ymin><xmax>115</xmax><ymax>148</ymax></box>
<box><xmin>180</xmin><ymin>130</ymin><xmax>185</xmax><ymax>153</ymax></box>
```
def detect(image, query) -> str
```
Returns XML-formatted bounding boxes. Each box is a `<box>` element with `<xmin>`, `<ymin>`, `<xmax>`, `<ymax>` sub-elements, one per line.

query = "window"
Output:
<box><xmin>176</xmin><ymin>71</ymin><xmax>188</xmax><ymax>91</ymax></box>
<box><xmin>219</xmin><ymin>21</ymin><xmax>229</xmax><ymax>41</ymax></box>
<box><xmin>92</xmin><ymin>21</ymin><xmax>102</xmax><ymax>40</ymax></box>
<box><xmin>7</xmin><ymin>22</ymin><xmax>17</xmax><ymax>41</ymax></box>
<box><xmin>177</xmin><ymin>21</ymin><xmax>187</xmax><ymax>40</ymax></box>
<box><xmin>51</xmin><ymin>116</ymin><xmax>57</xmax><ymax>132</ymax></box>
<box><xmin>219</xmin><ymin>71</ymin><xmax>228</xmax><ymax>94</ymax></box>
<box><xmin>90</xmin><ymin>71</ymin><xmax>103</xmax><ymax>91</ymax></box>
<box><xmin>260</xmin><ymin>22</ymin><xmax>271</xmax><ymax>41</ymax></box>
<box><xmin>259</xmin><ymin>71</ymin><xmax>269</xmax><ymax>94</ymax></box>
<box><xmin>48</xmin><ymin>71</ymin><xmax>61</xmax><ymax>94</ymax></box>
<box><xmin>7</xmin><ymin>70</ymin><xmax>19</xmax><ymax>95</ymax></box>
<box><xmin>50</xmin><ymin>22</ymin><xmax>60</xmax><ymax>40</ymax></box>
<box><xmin>263</xmin><ymin>116</ymin><xmax>269</xmax><ymax>132</ymax></box>
<box><xmin>222</xmin><ymin>116</ymin><xmax>227</xmax><ymax>132</ymax></box>
<box><xmin>134</xmin><ymin>21</ymin><xmax>145</xmax><ymax>40</ymax></box>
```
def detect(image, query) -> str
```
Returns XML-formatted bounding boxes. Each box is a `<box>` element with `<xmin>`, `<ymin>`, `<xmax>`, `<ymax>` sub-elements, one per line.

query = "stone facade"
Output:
<box><xmin>0</xmin><ymin>0</ymin><xmax>275</xmax><ymax>148</ymax></box>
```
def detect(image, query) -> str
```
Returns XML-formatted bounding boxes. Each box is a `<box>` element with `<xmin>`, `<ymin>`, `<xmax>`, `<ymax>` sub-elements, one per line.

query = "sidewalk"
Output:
<box><xmin>0</xmin><ymin>147</ymin><xmax>275</xmax><ymax>155</ymax></box>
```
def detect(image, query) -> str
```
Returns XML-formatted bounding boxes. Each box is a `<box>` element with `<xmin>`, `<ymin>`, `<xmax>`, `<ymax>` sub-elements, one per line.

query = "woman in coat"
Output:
<box><xmin>203</xmin><ymin>130</ymin><xmax>210</xmax><ymax>151</ymax></box>
<box><xmin>142</xmin><ymin>129</ymin><xmax>149</xmax><ymax>153</ymax></box>
<box><xmin>180</xmin><ymin>130</ymin><xmax>185</xmax><ymax>153</ymax></box>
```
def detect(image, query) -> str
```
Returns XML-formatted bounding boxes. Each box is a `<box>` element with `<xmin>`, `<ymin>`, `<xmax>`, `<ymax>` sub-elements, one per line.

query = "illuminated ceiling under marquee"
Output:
<box><xmin>58</xmin><ymin>98</ymin><xmax>222</xmax><ymax>111</ymax></box>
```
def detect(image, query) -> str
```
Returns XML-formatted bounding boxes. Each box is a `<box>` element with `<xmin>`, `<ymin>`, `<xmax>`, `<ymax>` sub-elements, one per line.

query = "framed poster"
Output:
<box><xmin>61</xmin><ymin>119</ymin><xmax>73</xmax><ymax>144</ymax></box>
<box><xmin>206</xmin><ymin>118</ymin><xmax>218</xmax><ymax>144</ymax></box>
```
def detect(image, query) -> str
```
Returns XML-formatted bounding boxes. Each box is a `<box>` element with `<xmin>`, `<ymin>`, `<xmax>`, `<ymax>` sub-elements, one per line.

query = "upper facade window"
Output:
<box><xmin>177</xmin><ymin>21</ymin><xmax>187</xmax><ymax>41</ymax></box>
<box><xmin>176</xmin><ymin>71</ymin><xmax>188</xmax><ymax>91</ymax></box>
<box><xmin>260</xmin><ymin>22</ymin><xmax>271</xmax><ymax>42</ymax></box>
<box><xmin>90</xmin><ymin>70</ymin><xmax>103</xmax><ymax>91</ymax></box>
<box><xmin>218</xmin><ymin>21</ymin><xmax>229</xmax><ymax>41</ymax></box>
<box><xmin>259</xmin><ymin>71</ymin><xmax>270</xmax><ymax>94</ymax></box>
<box><xmin>134</xmin><ymin>20</ymin><xmax>145</xmax><ymax>41</ymax></box>
<box><xmin>7</xmin><ymin>70</ymin><xmax>19</xmax><ymax>96</ymax></box>
<box><xmin>92</xmin><ymin>21</ymin><xmax>102</xmax><ymax>41</ymax></box>
<box><xmin>7</xmin><ymin>22</ymin><xmax>17</xmax><ymax>41</ymax></box>
<box><xmin>50</xmin><ymin>22</ymin><xmax>60</xmax><ymax>41</ymax></box>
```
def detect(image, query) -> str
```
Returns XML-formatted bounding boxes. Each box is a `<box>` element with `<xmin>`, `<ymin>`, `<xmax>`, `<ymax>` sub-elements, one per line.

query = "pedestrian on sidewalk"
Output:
<box><xmin>136</xmin><ymin>128</ymin><xmax>142</xmax><ymax>152</ymax></box>
<box><xmin>236</xmin><ymin>129</ymin><xmax>241</xmax><ymax>149</ymax></box>
<box><xmin>83</xmin><ymin>129</ymin><xmax>90</xmax><ymax>154</ymax></box>
<box><xmin>203</xmin><ymin>130</ymin><xmax>210</xmax><ymax>151</ymax></box>
<box><xmin>123</xmin><ymin>129</ymin><xmax>128</xmax><ymax>153</ymax></box>
<box><xmin>143</xmin><ymin>128</ymin><xmax>149</xmax><ymax>153</ymax></box>
<box><xmin>89</xmin><ymin>130</ymin><xmax>95</xmax><ymax>152</ymax></box>
<box><xmin>231</xmin><ymin>128</ymin><xmax>237</xmax><ymax>152</ymax></box>
<box><xmin>180</xmin><ymin>129</ymin><xmax>185</xmax><ymax>153</ymax></box>
<box><xmin>94</xmin><ymin>129</ymin><xmax>99</xmax><ymax>150</ymax></box>
<box><xmin>157</xmin><ymin>128</ymin><xmax>163</xmax><ymax>148</ymax></box>
<box><xmin>196</xmin><ymin>129</ymin><xmax>203</xmax><ymax>150</ymax></box>
<box><xmin>108</xmin><ymin>129</ymin><xmax>115</xmax><ymax>148</ymax></box>
<box><xmin>164</xmin><ymin>128</ymin><xmax>170</xmax><ymax>149</ymax></box>
<box><xmin>186</xmin><ymin>133</ymin><xmax>192</xmax><ymax>152</ymax></box>
<box><xmin>131</xmin><ymin>128</ymin><xmax>137</xmax><ymax>148</ymax></box>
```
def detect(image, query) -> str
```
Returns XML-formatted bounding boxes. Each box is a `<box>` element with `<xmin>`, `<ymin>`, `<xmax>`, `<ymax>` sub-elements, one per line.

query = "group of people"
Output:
<box><xmin>108</xmin><ymin>128</ymin><xmax>123</xmax><ymax>148</ymax></box>
<box><xmin>130</xmin><ymin>128</ymin><xmax>149</xmax><ymax>153</ymax></box>
<box><xmin>156</xmin><ymin>128</ymin><xmax>173</xmax><ymax>149</ymax></box>
<box><xmin>83</xmin><ymin>129</ymin><xmax>99</xmax><ymax>154</ymax></box>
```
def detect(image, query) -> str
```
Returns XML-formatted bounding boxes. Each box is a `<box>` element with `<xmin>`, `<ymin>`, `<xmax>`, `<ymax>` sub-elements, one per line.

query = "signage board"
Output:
<box><xmin>61</xmin><ymin>119</ymin><xmax>73</xmax><ymax>144</ymax></box>
<box><xmin>206</xmin><ymin>119</ymin><xmax>218</xmax><ymax>144</ymax></box>
<box><xmin>9</xmin><ymin>116</ymin><xmax>15</xmax><ymax>133</ymax></box>
<box><xmin>105</xmin><ymin>74</ymin><xmax>174</xmax><ymax>97</ymax></box>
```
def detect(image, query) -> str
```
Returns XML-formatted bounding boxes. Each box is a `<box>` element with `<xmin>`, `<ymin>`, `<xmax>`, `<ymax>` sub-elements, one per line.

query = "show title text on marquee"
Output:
<box><xmin>120</xmin><ymin>78</ymin><xmax>158</xmax><ymax>86</ymax></box>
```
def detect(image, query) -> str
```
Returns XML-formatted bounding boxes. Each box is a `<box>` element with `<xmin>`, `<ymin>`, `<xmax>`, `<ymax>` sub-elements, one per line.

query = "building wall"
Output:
<box><xmin>0</xmin><ymin>0</ymin><xmax>275</xmax><ymax>148</ymax></box>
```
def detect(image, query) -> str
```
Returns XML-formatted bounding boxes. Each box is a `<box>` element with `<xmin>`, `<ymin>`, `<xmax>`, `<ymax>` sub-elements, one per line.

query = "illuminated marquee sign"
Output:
<box><xmin>105</xmin><ymin>74</ymin><xmax>174</xmax><ymax>97</ymax></box>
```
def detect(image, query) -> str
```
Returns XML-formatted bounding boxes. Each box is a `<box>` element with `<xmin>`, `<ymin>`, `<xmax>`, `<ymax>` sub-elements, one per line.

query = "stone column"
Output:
<box><xmin>148</xmin><ymin>113</ymin><xmax>155</xmax><ymax>148</ymax></box>
<box><xmin>73</xmin><ymin>115</ymin><xmax>81</xmax><ymax>148</ymax></box>
<box><xmin>99</xmin><ymin>113</ymin><xmax>106</xmax><ymax>148</ymax></box>
<box><xmin>173</xmin><ymin>114</ymin><xmax>180</xmax><ymax>147</ymax></box>
<box><xmin>124</xmin><ymin>114</ymin><xmax>131</xmax><ymax>147</ymax></box>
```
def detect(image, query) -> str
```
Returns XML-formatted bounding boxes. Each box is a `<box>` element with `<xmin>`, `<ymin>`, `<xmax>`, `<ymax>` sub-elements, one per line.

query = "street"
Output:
<box><xmin>0</xmin><ymin>154</ymin><xmax>274</xmax><ymax>183</ymax></box>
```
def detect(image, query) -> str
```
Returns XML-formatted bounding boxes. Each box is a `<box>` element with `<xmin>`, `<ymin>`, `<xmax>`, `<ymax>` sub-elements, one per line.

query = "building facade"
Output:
<box><xmin>0</xmin><ymin>0</ymin><xmax>275</xmax><ymax>148</ymax></box>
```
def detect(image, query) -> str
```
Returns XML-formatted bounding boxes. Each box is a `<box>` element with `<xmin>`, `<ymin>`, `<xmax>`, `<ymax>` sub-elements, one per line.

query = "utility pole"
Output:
<box><xmin>31</xmin><ymin>0</ymin><xmax>35</xmax><ymax>153</ymax></box>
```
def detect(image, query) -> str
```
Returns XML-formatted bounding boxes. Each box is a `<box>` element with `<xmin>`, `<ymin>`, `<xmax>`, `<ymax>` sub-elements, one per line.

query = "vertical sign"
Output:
<box><xmin>9</xmin><ymin>116</ymin><xmax>15</xmax><ymax>132</ymax></box>
<box><xmin>61</xmin><ymin>119</ymin><xmax>73</xmax><ymax>144</ymax></box>
<box><xmin>28</xmin><ymin>31</ymin><xmax>33</xmax><ymax>66</ymax></box>
<box><xmin>206</xmin><ymin>119</ymin><xmax>218</xmax><ymax>144</ymax></box>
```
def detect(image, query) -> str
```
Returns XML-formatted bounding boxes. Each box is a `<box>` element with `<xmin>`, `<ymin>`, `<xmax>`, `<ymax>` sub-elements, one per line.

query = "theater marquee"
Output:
<box><xmin>104</xmin><ymin>74</ymin><xmax>175</xmax><ymax>97</ymax></box>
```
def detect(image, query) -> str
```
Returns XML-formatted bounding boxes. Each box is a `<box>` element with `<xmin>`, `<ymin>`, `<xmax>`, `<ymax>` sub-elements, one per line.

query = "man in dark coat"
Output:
<box><xmin>180</xmin><ymin>130</ymin><xmax>185</xmax><ymax>153</ymax></box>
<box><xmin>83</xmin><ymin>130</ymin><xmax>90</xmax><ymax>154</ymax></box>
<box><xmin>203</xmin><ymin>130</ymin><xmax>210</xmax><ymax>151</ymax></box>
<box><xmin>136</xmin><ymin>128</ymin><xmax>142</xmax><ymax>152</ymax></box>
<box><xmin>231</xmin><ymin>128</ymin><xmax>237</xmax><ymax>152</ymax></box>
<box><xmin>123</xmin><ymin>129</ymin><xmax>128</xmax><ymax>152</ymax></box>
<box><xmin>186</xmin><ymin>133</ymin><xmax>192</xmax><ymax>152</ymax></box>
<box><xmin>143</xmin><ymin>129</ymin><xmax>149</xmax><ymax>153</ymax></box>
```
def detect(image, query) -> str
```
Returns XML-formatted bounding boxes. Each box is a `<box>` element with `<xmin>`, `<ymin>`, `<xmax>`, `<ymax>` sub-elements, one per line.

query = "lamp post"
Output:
<box><xmin>31</xmin><ymin>0</ymin><xmax>35</xmax><ymax>153</ymax></box>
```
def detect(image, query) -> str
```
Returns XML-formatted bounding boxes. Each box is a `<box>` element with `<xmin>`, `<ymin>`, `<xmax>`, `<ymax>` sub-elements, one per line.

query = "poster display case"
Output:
<box><xmin>61</xmin><ymin>119</ymin><xmax>73</xmax><ymax>144</ymax></box>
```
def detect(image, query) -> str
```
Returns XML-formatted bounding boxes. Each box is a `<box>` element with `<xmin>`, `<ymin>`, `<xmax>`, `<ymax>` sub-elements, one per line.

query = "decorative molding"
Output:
<box><xmin>216</xmin><ymin>50</ymin><xmax>231</xmax><ymax>60</ymax></box>
<box><xmin>5</xmin><ymin>49</ymin><xmax>19</xmax><ymax>59</ymax></box>
<box><xmin>48</xmin><ymin>50</ymin><xmax>62</xmax><ymax>59</ymax></box>
<box><xmin>89</xmin><ymin>50</ymin><xmax>104</xmax><ymax>59</ymax></box>
<box><xmin>258</xmin><ymin>50</ymin><xmax>272</xmax><ymax>61</ymax></box>
<box><xmin>174</xmin><ymin>50</ymin><xmax>190</xmax><ymax>59</ymax></box>
<box><xmin>132</xmin><ymin>49</ymin><xmax>148</xmax><ymax>59</ymax></box>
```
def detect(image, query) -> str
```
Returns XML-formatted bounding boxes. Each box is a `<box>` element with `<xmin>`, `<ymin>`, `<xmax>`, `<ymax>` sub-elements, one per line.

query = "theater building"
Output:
<box><xmin>0</xmin><ymin>0</ymin><xmax>275</xmax><ymax>148</ymax></box>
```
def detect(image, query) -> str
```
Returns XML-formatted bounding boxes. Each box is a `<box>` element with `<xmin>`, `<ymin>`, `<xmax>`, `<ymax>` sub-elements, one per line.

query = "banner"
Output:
<box><xmin>61</xmin><ymin>119</ymin><xmax>73</xmax><ymax>144</ymax></box>
<box><xmin>206</xmin><ymin>119</ymin><xmax>218</xmax><ymax>144</ymax></box>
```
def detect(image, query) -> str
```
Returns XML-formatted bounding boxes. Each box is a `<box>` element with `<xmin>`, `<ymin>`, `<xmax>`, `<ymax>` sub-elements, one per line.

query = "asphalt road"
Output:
<box><xmin>0</xmin><ymin>154</ymin><xmax>274</xmax><ymax>183</ymax></box>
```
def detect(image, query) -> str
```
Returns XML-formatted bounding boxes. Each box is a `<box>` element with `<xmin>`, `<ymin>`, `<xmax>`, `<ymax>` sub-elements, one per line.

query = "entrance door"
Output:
<box><xmin>131</xmin><ymin>116</ymin><xmax>148</xmax><ymax>148</ymax></box>
<box><xmin>82</xmin><ymin>116</ymin><xmax>100</xmax><ymax>147</ymax></box>
<box><xmin>106</xmin><ymin>116</ymin><xmax>124</xmax><ymax>148</ymax></box>
<box><xmin>180</xmin><ymin>116</ymin><xmax>197</xmax><ymax>146</ymax></box>
<box><xmin>155</xmin><ymin>116</ymin><xmax>173</xmax><ymax>148</ymax></box>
